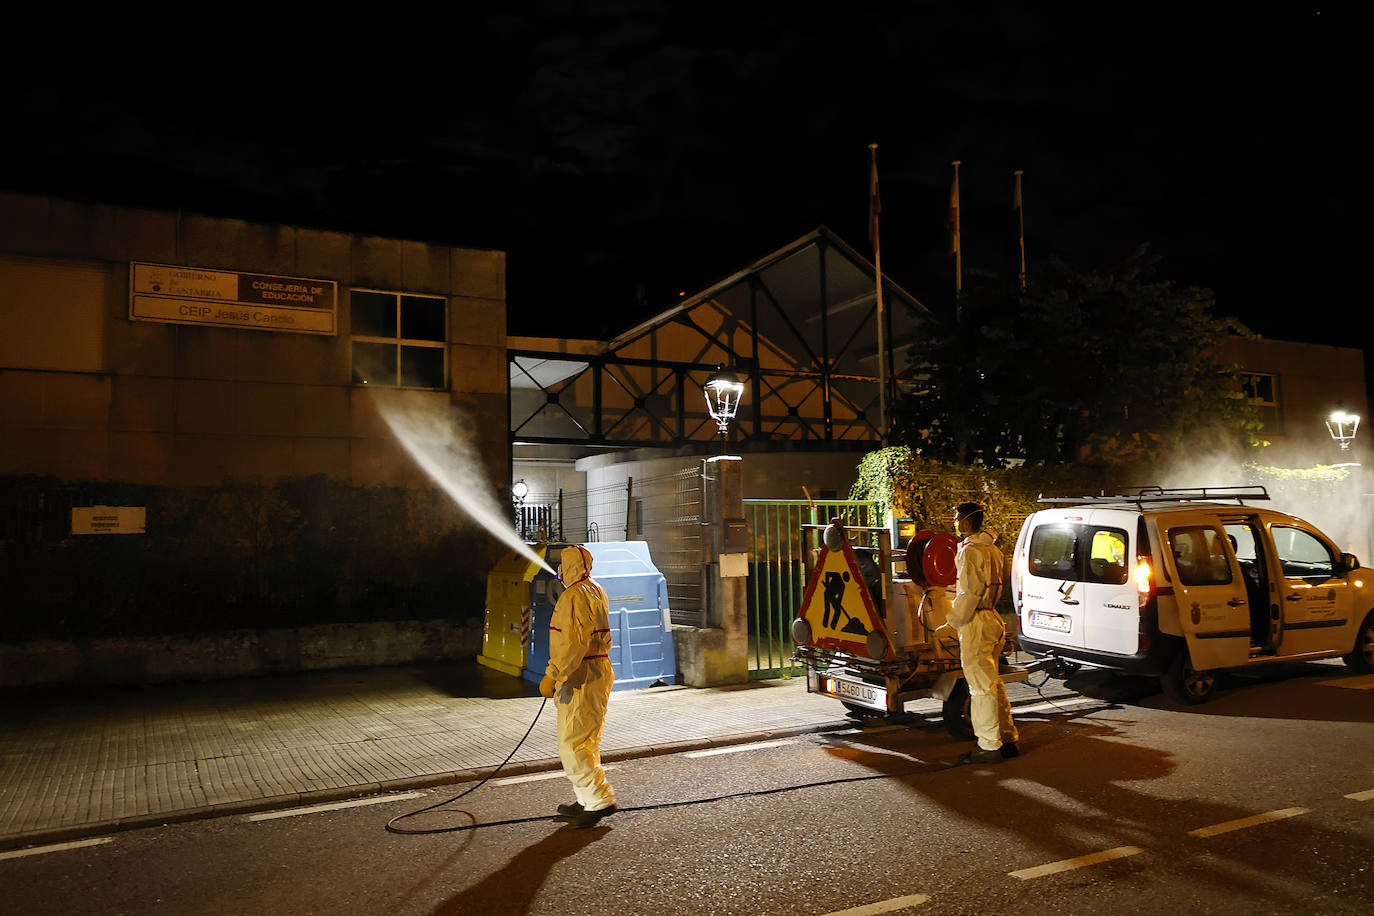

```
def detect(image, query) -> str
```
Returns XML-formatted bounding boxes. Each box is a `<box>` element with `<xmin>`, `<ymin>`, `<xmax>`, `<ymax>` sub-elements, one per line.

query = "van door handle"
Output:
<box><xmin>1060</xmin><ymin>598</ymin><xmax>1079</xmax><ymax>605</ymax></box>
<box><xmin>1285</xmin><ymin>594</ymin><xmax>1303</xmax><ymax>602</ymax></box>
<box><xmin>1227</xmin><ymin>597</ymin><xmax>1245</xmax><ymax>607</ymax></box>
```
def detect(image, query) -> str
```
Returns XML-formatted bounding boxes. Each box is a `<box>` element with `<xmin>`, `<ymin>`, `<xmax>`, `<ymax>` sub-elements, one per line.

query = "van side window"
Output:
<box><xmin>1271</xmin><ymin>525</ymin><xmax>1334</xmax><ymax>582</ymax></box>
<box><xmin>1029</xmin><ymin>524</ymin><xmax>1079</xmax><ymax>582</ymax></box>
<box><xmin>1086</xmin><ymin>528</ymin><xmax>1129</xmax><ymax>585</ymax></box>
<box><xmin>1168</xmin><ymin>526</ymin><xmax>1233</xmax><ymax>586</ymax></box>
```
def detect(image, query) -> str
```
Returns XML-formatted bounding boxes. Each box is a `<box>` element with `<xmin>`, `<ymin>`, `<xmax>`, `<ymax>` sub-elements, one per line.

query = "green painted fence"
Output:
<box><xmin>743</xmin><ymin>499</ymin><xmax>882</xmax><ymax>679</ymax></box>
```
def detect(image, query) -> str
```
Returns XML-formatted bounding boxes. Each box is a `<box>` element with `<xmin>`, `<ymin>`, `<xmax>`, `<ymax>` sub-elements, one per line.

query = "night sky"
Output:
<box><xmin>2</xmin><ymin>5</ymin><xmax>1364</xmax><ymax>347</ymax></box>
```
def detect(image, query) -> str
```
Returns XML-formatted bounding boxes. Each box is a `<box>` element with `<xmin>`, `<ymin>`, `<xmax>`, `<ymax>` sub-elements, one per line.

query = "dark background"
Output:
<box><xmin>1</xmin><ymin>4</ymin><xmax>1364</xmax><ymax>345</ymax></box>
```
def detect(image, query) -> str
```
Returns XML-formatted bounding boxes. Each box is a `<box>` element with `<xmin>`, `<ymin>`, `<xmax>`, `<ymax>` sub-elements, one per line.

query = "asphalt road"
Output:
<box><xmin>4</xmin><ymin>661</ymin><xmax>1371</xmax><ymax>915</ymax></box>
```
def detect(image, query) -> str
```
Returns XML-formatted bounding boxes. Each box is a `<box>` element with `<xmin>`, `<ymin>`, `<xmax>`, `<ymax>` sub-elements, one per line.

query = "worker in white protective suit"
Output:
<box><xmin>539</xmin><ymin>545</ymin><xmax>617</xmax><ymax>828</ymax></box>
<box><xmin>949</xmin><ymin>502</ymin><xmax>1020</xmax><ymax>764</ymax></box>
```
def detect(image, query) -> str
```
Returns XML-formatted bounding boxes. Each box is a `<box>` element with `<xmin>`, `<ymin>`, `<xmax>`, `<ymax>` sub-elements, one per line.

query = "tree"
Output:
<box><xmin>890</xmin><ymin>247</ymin><xmax>1261</xmax><ymax>470</ymax></box>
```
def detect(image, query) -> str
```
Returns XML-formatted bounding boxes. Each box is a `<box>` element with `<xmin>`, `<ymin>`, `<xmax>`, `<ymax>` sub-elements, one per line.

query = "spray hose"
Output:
<box><xmin>385</xmin><ymin>696</ymin><xmax>550</xmax><ymax>835</ymax></box>
<box><xmin>382</xmin><ymin>688</ymin><xmax>1113</xmax><ymax>837</ymax></box>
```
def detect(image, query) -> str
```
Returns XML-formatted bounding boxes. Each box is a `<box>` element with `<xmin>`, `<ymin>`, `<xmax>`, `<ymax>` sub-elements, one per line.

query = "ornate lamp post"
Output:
<box><xmin>703</xmin><ymin>366</ymin><xmax>746</xmax><ymax>455</ymax></box>
<box><xmin>1327</xmin><ymin>411</ymin><xmax>1360</xmax><ymax>451</ymax></box>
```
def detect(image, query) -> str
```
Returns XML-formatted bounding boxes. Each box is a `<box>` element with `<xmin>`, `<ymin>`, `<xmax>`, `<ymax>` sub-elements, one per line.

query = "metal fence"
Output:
<box><xmin>743</xmin><ymin>499</ymin><xmax>881</xmax><ymax>678</ymax></box>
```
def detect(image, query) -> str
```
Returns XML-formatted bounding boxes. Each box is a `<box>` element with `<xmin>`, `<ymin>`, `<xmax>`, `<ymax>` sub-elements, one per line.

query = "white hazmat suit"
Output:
<box><xmin>543</xmin><ymin>545</ymin><xmax>616</xmax><ymax>817</ymax></box>
<box><xmin>950</xmin><ymin>530</ymin><xmax>1019</xmax><ymax>755</ymax></box>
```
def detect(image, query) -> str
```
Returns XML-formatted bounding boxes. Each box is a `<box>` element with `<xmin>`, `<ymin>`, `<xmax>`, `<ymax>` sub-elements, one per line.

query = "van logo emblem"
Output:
<box><xmin>1190</xmin><ymin>602</ymin><xmax>1201</xmax><ymax>625</ymax></box>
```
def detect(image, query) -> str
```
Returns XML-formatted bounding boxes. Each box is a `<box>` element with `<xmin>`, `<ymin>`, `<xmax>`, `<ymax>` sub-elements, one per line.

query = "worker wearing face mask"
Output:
<box><xmin>949</xmin><ymin>502</ymin><xmax>1020</xmax><ymax>764</ymax></box>
<box><xmin>539</xmin><ymin>545</ymin><xmax>617</xmax><ymax>827</ymax></box>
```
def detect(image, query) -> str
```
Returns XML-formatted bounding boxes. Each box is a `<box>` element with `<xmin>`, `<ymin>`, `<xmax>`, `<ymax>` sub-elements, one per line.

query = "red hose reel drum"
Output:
<box><xmin>905</xmin><ymin>531</ymin><xmax>959</xmax><ymax>587</ymax></box>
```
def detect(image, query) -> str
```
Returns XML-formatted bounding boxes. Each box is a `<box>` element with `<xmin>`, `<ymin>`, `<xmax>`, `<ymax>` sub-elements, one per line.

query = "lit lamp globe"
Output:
<box><xmin>703</xmin><ymin>367</ymin><xmax>745</xmax><ymax>452</ymax></box>
<box><xmin>1327</xmin><ymin>411</ymin><xmax>1360</xmax><ymax>451</ymax></box>
<box><xmin>511</xmin><ymin>479</ymin><xmax>529</xmax><ymax>503</ymax></box>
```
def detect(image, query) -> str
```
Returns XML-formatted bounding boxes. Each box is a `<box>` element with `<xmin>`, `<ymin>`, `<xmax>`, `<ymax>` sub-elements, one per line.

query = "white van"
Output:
<box><xmin>1009</xmin><ymin>487</ymin><xmax>1374</xmax><ymax>703</ymax></box>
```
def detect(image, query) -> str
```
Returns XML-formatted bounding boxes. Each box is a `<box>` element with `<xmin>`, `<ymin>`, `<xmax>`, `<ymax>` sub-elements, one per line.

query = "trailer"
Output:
<box><xmin>790</xmin><ymin>518</ymin><xmax>1030</xmax><ymax>738</ymax></box>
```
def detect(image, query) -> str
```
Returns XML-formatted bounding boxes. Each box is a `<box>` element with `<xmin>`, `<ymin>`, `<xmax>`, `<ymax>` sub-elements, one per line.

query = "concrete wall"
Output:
<box><xmin>0</xmin><ymin>192</ymin><xmax>509</xmax><ymax>489</ymax></box>
<box><xmin>0</xmin><ymin>619</ymin><xmax>483</xmax><ymax>688</ymax></box>
<box><xmin>1220</xmin><ymin>336</ymin><xmax>1371</xmax><ymax>468</ymax></box>
<box><xmin>0</xmin><ymin>193</ymin><xmax>512</xmax><ymax>648</ymax></box>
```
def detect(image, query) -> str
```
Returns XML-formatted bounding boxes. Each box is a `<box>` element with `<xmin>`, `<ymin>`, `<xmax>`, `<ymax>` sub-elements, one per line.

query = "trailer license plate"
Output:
<box><xmin>1031</xmin><ymin>611</ymin><xmax>1071</xmax><ymax>633</ymax></box>
<box><xmin>825</xmin><ymin>677</ymin><xmax>879</xmax><ymax>704</ymax></box>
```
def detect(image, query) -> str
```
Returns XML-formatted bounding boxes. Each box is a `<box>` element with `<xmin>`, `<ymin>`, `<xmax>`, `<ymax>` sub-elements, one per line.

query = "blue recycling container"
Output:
<box><xmin>524</xmin><ymin>541</ymin><xmax>678</xmax><ymax>691</ymax></box>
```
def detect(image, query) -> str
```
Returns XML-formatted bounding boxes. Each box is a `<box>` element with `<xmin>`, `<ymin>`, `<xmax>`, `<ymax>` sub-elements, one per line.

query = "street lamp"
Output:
<box><xmin>512</xmin><ymin>479</ymin><xmax>529</xmax><ymax>503</ymax></box>
<box><xmin>1327</xmin><ymin>411</ymin><xmax>1360</xmax><ymax>451</ymax></box>
<box><xmin>703</xmin><ymin>366</ymin><xmax>745</xmax><ymax>454</ymax></box>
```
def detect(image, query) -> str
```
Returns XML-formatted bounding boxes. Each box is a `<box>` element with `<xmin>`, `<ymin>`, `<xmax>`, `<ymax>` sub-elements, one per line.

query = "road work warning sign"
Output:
<box><xmin>796</xmin><ymin>541</ymin><xmax>889</xmax><ymax>657</ymax></box>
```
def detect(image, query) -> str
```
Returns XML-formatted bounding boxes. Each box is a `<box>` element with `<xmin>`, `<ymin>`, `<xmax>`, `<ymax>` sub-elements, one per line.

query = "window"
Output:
<box><xmin>350</xmin><ymin>289</ymin><xmax>446</xmax><ymax>388</ymax></box>
<box><xmin>1271</xmin><ymin>525</ymin><xmax>1334</xmax><ymax>582</ymax></box>
<box><xmin>1168</xmin><ymin>526</ymin><xmax>1233</xmax><ymax>586</ymax></box>
<box><xmin>1086</xmin><ymin>528</ymin><xmax>1129</xmax><ymax>585</ymax></box>
<box><xmin>1240</xmin><ymin>372</ymin><xmax>1282</xmax><ymax>434</ymax></box>
<box><xmin>1029</xmin><ymin>524</ymin><xmax>1080</xmax><ymax>582</ymax></box>
<box><xmin>1029</xmin><ymin>524</ymin><xmax>1131</xmax><ymax>584</ymax></box>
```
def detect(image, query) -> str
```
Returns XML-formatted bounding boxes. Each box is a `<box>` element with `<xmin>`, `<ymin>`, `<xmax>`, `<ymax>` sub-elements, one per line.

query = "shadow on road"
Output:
<box><xmin>1059</xmin><ymin>661</ymin><xmax>1373</xmax><ymax>724</ymax></box>
<box><xmin>427</xmin><ymin>826</ymin><xmax>608</xmax><ymax>916</ymax></box>
<box><xmin>829</xmin><ymin>710</ymin><xmax>1369</xmax><ymax>911</ymax></box>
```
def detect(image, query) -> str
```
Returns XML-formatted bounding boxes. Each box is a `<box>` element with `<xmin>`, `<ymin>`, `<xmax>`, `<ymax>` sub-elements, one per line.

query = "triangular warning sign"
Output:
<box><xmin>796</xmin><ymin>541</ymin><xmax>890</xmax><ymax>658</ymax></box>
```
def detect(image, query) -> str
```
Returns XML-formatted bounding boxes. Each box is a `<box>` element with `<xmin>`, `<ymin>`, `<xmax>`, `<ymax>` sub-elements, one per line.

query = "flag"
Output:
<box><xmin>868</xmin><ymin>151</ymin><xmax>881</xmax><ymax>255</ymax></box>
<box><xmin>1013</xmin><ymin>169</ymin><xmax>1026</xmax><ymax>288</ymax></box>
<box><xmin>948</xmin><ymin>164</ymin><xmax>961</xmax><ymax>257</ymax></box>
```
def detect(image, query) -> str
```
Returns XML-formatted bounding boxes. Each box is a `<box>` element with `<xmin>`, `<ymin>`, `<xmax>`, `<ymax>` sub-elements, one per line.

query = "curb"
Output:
<box><xmin>0</xmin><ymin>684</ymin><xmax>1083</xmax><ymax>853</ymax></box>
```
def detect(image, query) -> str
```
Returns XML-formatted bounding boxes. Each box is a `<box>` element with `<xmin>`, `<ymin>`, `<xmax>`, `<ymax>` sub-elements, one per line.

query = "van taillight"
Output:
<box><xmin>1135</xmin><ymin>557</ymin><xmax>1153</xmax><ymax>606</ymax></box>
<box><xmin>1016</xmin><ymin>549</ymin><xmax>1029</xmax><ymax>608</ymax></box>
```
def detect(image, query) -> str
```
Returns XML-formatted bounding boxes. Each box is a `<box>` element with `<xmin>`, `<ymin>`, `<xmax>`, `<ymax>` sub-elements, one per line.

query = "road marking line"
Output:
<box><xmin>1187</xmin><ymin>807</ymin><xmax>1309</xmax><ymax>837</ymax></box>
<box><xmin>246</xmin><ymin>792</ymin><xmax>426</xmax><ymax>821</ymax></box>
<box><xmin>829</xmin><ymin>725</ymin><xmax>905</xmax><ymax>737</ymax></box>
<box><xmin>1317</xmin><ymin>674</ymin><xmax>1374</xmax><ymax>690</ymax></box>
<box><xmin>0</xmin><ymin>837</ymin><xmax>113</xmax><ymax>861</ymax></box>
<box><xmin>1345</xmin><ymin>789</ymin><xmax>1374</xmax><ymax>801</ymax></box>
<box><xmin>1011</xmin><ymin>698</ymin><xmax>1098</xmax><ymax>715</ymax></box>
<box><xmin>1009</xmin><ymin>845</ymin><xmax>1142</xmax><ymax>880</ymax></box>
<box><xmin>685</xmin><ymin>739</ymin><xmax>796</xmax><ymax>758</ymax></box>
<box><xmin>818</xmin><ymin>892</ymin><xmax>931</xmax><ymax>915</ymax></box>
<box><xmin>493</xmin><ymin>765</ymin><xmax>616</xmax><ymax>786</ymax></box>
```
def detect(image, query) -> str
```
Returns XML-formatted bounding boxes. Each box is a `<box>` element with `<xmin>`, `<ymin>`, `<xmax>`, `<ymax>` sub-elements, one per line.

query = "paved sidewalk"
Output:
<box><xmin>0</xmin><ymin>660</ymin><xmax>1078</xmax><ymax>851</ymax></box>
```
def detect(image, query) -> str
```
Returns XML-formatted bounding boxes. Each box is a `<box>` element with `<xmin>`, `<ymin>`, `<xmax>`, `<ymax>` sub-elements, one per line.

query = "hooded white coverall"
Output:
<box><xmin>546</xmin><ymin>545</ymin><xmax>616</xmax><ymax>812</ymax></box>
<box><xmin>950</xmin><ymin>531</ymin><xmax>1019</xmax><ymax>752</ymax></box>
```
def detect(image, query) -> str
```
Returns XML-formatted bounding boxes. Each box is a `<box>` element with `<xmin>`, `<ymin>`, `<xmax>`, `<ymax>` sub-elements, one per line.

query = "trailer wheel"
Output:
<box><xmin>942</xmin><ymin>678</ymin><xmax>975</xmax><ymax>740</ymax></box>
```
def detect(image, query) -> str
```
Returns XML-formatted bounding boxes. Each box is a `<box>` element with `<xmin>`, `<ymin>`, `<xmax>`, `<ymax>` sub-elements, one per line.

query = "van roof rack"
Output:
<box><xmin>1037</xmin><ymin>486</ymin><xmax>1271</xmax><ymax>508</ymax></box>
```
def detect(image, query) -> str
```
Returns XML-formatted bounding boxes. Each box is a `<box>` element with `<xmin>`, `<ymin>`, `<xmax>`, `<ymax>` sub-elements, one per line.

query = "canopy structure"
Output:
<box><xmin>509</xmin><ymin>226</ymin><xmax>932</xmax><ymax>452</ymax></box>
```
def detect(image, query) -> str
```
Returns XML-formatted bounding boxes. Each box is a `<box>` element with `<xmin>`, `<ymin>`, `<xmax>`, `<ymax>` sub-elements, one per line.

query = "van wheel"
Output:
<box><xmin>1344</xmin><ymin>609</ymin><xmax>1374</xmax><ymax>674</ymax></box>
<box><xmin>942</xmin><ymin>679</ymin><xmax>975</xmax><ymax>739</ymax></box>
<box><xmin>1160</xmin><ymin>650</ymin><xmax>1217</xmax><ymax>705</ymax></box>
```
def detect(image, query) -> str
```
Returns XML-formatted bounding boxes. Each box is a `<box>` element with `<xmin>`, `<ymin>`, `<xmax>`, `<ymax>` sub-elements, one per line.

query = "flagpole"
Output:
<box><xmin>951</xmin><ymin>159</ymin><xmax>963</xmax><ymax>322</ymax></box>
<box><xmin>1014</xmin><ymin>169</ymin><xmax>1026</xmax><ymax>291</ymax></box>
<box><xmin>868</xmin><ymin>143</ymin><xmax>887</xmax><ymax>442</ymax></box>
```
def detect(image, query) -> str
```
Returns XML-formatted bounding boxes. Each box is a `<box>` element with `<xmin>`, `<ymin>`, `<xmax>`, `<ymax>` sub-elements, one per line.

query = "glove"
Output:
<box><xmin>539</xmin><ymin>675</ymin><xmax>556</xmax><ymax>698</ymax></box>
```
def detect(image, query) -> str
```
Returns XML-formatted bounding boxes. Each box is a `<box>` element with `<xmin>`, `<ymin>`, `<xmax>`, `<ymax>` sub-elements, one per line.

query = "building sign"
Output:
<box><xmin>72</xmin><ymin>506</ymin><xmax>146</xmax><ymax>535</ymax></box>
<box><xmin>130</xmin><ymin>262</ymin><xmax>337</xmax><ymax>335</ymax></box>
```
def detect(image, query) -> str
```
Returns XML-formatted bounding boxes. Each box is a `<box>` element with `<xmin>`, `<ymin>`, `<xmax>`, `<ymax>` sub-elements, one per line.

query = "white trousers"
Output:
<box><xmin>556</xmin><ymin>657</ymin><xmax>616</xmax><ymax>810</ymax></box>
<box><xmin>959</xmin><ymin>609</ymin><xmax>1019</xmax><ymax>751</ymax></box>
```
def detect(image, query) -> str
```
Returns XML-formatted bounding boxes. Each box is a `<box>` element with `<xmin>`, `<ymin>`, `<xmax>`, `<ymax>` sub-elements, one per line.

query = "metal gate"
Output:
<box><xmin>743</xmin><ymin>499</ymin><xmax>881</xmax><ymax>679</ymax></box>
